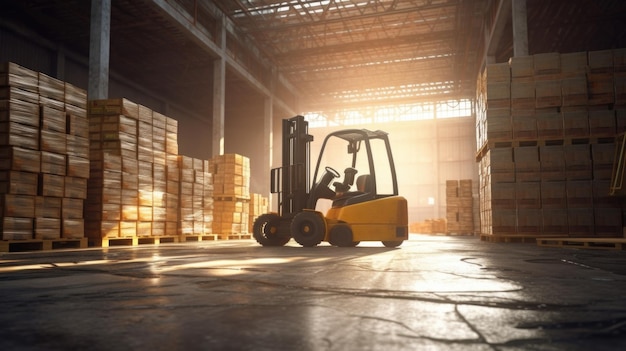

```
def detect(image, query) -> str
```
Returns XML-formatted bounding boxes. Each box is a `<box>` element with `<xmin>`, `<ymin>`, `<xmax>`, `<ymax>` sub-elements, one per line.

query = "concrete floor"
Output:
<box><xmin>1</xmin><ymin>234</ymin><xmax>625</xmax><ymax>351</ymax></box>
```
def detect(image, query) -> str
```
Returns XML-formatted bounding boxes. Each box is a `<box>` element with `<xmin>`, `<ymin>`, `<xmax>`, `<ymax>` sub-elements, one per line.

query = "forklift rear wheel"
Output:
<box><xmin>253</xmin><ymin>213</ymin><xmax>290</xmax><ymax>246</ymax></box>
<box><xmin>329</xmin><ymin>224</ymin><xmax>359</xmax><ymax>247</ymax></box>
<box><xmin>382</xmin><ymin>240</ymin><xmax>403</xmax><ymax>248</ymax></box>
<box><xmin>291</xmin><ymin>211</ymin><xmax>325</xmax><ymax>247</ymax></box>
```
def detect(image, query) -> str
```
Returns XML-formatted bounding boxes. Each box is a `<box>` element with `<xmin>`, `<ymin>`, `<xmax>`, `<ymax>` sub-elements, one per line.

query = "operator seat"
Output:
<box><xmin>355</xmin><ymin>174</ymin><xmax>373</xmax><ymax>193</ymax></box>
<box><xmin>331</xmin><ymin>174</ymin><xmax>375</xmax><ymax>207</ymax></box>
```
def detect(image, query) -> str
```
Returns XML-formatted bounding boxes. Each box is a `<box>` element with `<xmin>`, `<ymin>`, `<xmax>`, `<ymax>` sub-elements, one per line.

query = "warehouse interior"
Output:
<box><xmin>1</xmin><ymin>0</ymin><xmax>626</xmax><ymax>245</ymax></box>
<box><xmin>3</xmin><ymin>1</ymin><xmax>626</xmax><ymax>349</ymax></box>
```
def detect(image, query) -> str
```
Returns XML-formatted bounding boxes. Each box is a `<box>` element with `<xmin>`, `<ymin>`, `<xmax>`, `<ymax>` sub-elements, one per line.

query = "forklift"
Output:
<box><xmin>252</xmin><ymin>115</ymin><xmax>408</xmax><ymax>247</ymax></box>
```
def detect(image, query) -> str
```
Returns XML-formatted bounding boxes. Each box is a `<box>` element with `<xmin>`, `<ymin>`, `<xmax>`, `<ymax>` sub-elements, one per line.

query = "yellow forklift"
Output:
<box><xmin>252</xmin><ymin>115</ymin><xmax>408</xmax><ymax>247</ymax></box>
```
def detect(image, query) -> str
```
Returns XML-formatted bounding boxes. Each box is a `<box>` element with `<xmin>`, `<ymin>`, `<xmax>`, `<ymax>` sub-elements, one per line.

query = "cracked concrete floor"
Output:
<box><xmin>1</xmin><ymin>234</ymin><xmax>625</xmax><ymax>350</ymax></box>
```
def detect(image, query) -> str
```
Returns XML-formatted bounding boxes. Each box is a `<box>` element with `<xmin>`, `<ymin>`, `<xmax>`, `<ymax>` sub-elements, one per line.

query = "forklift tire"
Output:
<box><xmin>291</xmin><ymin>211</ymin><xmax>325</xmax><ymax>247</ymax></box>
<box><xmin>253</xmin><ymin>213</ymin><xmax>290</xmax><ymax>246</ymax></box>
<box><xmin>382</xmin><ymin>240</ymin><xmax>403</xmax><ymax>248</ymax></box>
<box><xmin>329</xmin><ymin>224</ymin><xmax>359</xmax><ymax>247</ymax></box>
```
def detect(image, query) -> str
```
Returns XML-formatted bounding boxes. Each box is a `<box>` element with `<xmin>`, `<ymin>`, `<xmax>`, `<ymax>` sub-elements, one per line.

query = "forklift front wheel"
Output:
<box><xmin>253</xmin><ymin>213</ymin><xmax>290</xmax><ymax>246</ymax></box>
<box><xmin>291</xmin><ymin>211</ymin><xmax>326</xmax><ymax>247</ymax></box>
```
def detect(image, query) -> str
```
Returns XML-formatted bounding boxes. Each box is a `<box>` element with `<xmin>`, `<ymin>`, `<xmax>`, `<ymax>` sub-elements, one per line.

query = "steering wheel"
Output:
<box><xmin>325</xmin><ymin>166</ymin><xmax>340</xmax><ymax>178</ymax></box>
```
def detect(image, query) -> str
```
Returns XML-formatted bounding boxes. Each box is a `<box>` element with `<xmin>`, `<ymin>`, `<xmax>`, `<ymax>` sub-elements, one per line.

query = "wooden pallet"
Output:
<box><xmin>89</xmin><ymin>236</ymin><xmax>138</xmax><ymax>247</ymax></box>
<box><xmin>0</xmin><ymin>238</ymin><xmax>88</xmax><ymax>252</ymax></box>
<box><xmin>480</xmin><ymin>234</ymin><xmax>559</xmax><ymax>244</ymax></box>
<box><xmin>178</xmin><ymin>234</ymin><xmax>219</xmax><ymax>242</ymax></box>
<box><xmin>216</xmin><ymin>233</ymin><xmax>252</xmax><ymax>240</ymax></box>
<box><xmin>137</xmin><ymin>236</ymin><xmax>179</xmax><ymax>245</ymax></box>
<box><xmin>90</xmin><ymin>235</ymin><xmax>182</xmax><ymax>247</ymax></box>
<box><xmin>536</xmin><ymin>237</ymin><xmax>626</xmax><ymax>250</ymax></box>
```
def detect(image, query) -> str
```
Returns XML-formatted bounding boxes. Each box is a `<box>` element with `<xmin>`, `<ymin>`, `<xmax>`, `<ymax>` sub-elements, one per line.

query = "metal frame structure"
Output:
<box><xmin>2</xmin><ymin>0</ymin><xmax>625</xmax><ymax>118</ymax></box>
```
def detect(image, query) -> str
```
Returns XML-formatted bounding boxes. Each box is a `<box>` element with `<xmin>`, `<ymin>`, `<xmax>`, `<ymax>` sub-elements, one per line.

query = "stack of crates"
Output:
<box><xmin>476</xmin><ymin>49</ymin><xmax>626</xmax><ymax>239</ymax></box>
<box><xmin>177</xmin><ymin>155</ymin><xmax>213</xmax><ymax>238</ymax></box>
<box><xmin>0</xmin><ymin>62</ymin><xmax>89</xmax><ymax>243</ymax></box>
<box><xmin>86</xmin><ymin>99</ymin><xmax>181</xmax><ymax>244</ymax></box>
<box><xmin>248</xmin><ymin>192</ymin><xmax>269</xmax><ymax>233</ymax></box>
<box><xmin>210</xmin><ymin>154</ymin><xmax>251</xmax><ymax>237</ymax></box>
<box><xmin>445</xmin><ymin>179</ymin><xmax>475</xmax><ymax>235</ymax></box>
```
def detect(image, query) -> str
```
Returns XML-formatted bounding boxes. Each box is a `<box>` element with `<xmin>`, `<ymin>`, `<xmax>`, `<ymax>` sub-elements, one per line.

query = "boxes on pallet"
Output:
<box><xmin>514</xmin><ymin>146</ymin><xmax>540</xmax><ymax>182</ymax></box>
<box><xmin>535</xmin><ymin>110</ymin><xmax>563</xmax><ymax>139</ymax></box>
<box><xmin>211</xmin><ymin>153</ymin><xmax>251</xmax><ymax>235</ymax></box>
<box><xmin>588</xmin><ymin>50</ymin><xmax>614</xmax><ymax>73</ymax></box>
<box><xmin>564</xmin><ymin>144</ymin><xmax>592</xmax><ymax>180</ymax></box>
<box><xmin>517</xmin><ymin>208</ymin><xmax>542</xmax><ymax>235</ymax></box>
<box><xmin>540</xmin><ymin>181</ymin><xmax>567</xmax><ymax>208</ymax></box>
<box><xmin>591</xmin><ymin>143</ymin><xmax>615</xmax><ymax>180</ymax></box>
<box><xmin>535</xmin><ymin>79</ymin><xmax>561</xmax><ymax>109</ymax></box>
<box><xmin>560</xmin><ymin>52</ymin><xmax>588</xmax><ymax>76</ymax></box>
<box><xmin>509</xmin><ymin>56</ymin><xmax>534</xmax><ymax>78</ymax></box>
<box><xmin>534</xmin><ymin>53</ymin><xmax>561</xmax><ymax>76</ymax></box>
<box><xmin>0</xmin><ymin>63</ymin><xmax>89</xmax><ymax>241</ymax></box>
<box><xmin>615</xmin><ymin>73</ymin><xmax>626</xmax><ymax>106</ymax></box>
<box><xmin>566</xmin><ymin>180</ymin><xmax>593</xmax><ymax>208</ymax></box>
<box><xmin>542</xmin><ymin>208</ymin><xmax>568</xmax><ymax>235</ymax></box>
<box><xmin>511</xmin><ymin>109</ymin><xmax>536</xmax><ymax>140</ymax></box>
<box><xmin>540</xmin><ymin>145</ymin><xmax>566</xmax><ymax>181</ymax></box>
<box><xmin>588</xmin><ymin>109</ymin><xmax>616</xmax><ymax>137</ymax></box>
<box><xmin>88</xmin><ymin>98</ymin><xmax>177</xmax><ymax>242</ymax></box>
<box><xmin>568</xmin><ymin>208</ymin><xmax>595</xmax><ymax>236</ymax></box>
<box><xmin>1</xmin><ymin>216</ymin><xmax>33</xmax><ymax>240</ymax></box>
<box><xmin>562</xmin><ymin>108</ymin><xmax>589</xmax><ymax>137</ymax></box>
<box><xmin>445</xmin><ymin>179</ymin><xmax>474</xmax><ymax>234</ymax></box>
<box><xmin>516</xmin><ymin>182</ymin><xmax>541</xmax><ymax>209</ymax></box>
<box><xmin>588</xmin><ymin>73</ymin><xmax>614</xmax><ymax>105</ymax></box>
<box><xmin>561</xmin><ymin>75</ymin><xmax>588</xmax><ymax>107</ymax></box>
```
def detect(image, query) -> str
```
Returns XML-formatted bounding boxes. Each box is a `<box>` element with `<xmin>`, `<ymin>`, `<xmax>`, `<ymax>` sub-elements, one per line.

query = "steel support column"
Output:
<box><xmin>263</xmin><ymin>95</ymin><xmax>273</xmax><ymax>199</ymax></box>
<box><xmin>212</xmin><ymin>19</ymin><xmax>226</xmax><ymax>157</ymax></box>
<box><xmin>512</xmin><ymin>0</ymin><xmax>529</xmax><ymax>57</ymax></box>
<box><xmin>88</xmin><ymin>0</ymin><xmax>111</xmax><ymax>99</ymax></box>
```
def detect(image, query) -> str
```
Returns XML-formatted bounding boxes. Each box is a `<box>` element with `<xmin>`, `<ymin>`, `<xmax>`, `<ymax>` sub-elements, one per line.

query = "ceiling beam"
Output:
<box><xmin>148</xmin><ymin>0</ymin><xmax>298</xmax><ymax>115</ymax></box>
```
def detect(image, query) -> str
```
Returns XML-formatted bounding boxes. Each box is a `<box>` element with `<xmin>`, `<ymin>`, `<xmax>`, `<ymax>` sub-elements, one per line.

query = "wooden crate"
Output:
<box><xmin>1</xmin><ymin>216</ymin><xmax>33</xmax><ymax>240</ymax></box>
<box><xmin>535</xmin><ymin>79</ymin><xmax>562</xmax><ymax>108</ymax></box>
<box><xmin>511</xmin><ymin>109</ymin><xmax>537</xmax><ymax>140</ymax></box>
<box><xmin>562</xmin><ymin>108</ymin><xmax>589</xmax><ymax>138</ymax></box>
<box><xmin>561</xmin><ymin>75</ymin><xmax>588</xmax><ymax>107</ymax></box>
<box><xmin>34</xmin><ymin>217</ymin><xmax>61</xmax><ymax>240</ymax></box>
<box><xmin>540</xmin><ymin>181</ymin><xmax>567</xmax><ymax>208</ymax></box>
<box><xmin>509</xmin><ymin>56</ymin><xmax>534</xmax><ymax>78</ymax></box>
<box><xmin>0</xmin><ymin>170</ymin><xmax>37</xmax><ymax>195</ymax></box>
<box><xmin>1</xmin><ymin>193</ymin><xmax>35</xmax><ymax>218</ymax></box>
<box><xmin>0</xmin><ymin>146</ymin><xmax>40</xmax><ymax>173</ymax></box>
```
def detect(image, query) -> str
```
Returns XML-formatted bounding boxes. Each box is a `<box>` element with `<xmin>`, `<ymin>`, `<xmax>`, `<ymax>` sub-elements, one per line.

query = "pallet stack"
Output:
<box><xmin>210</xmin><ymin>154</ymin><xmax>251</xmax><ymax>237</ymax></box>
<box><xmin>86</xmin><ymin>99</ymin><xmax>182</xmax><ymax>245</ymax></box>
<box><xmin>177</xmin><ymin>155</ymin><xmax>213</xmax><ymax>239</ymax></box>
<box><xmin>476</xmin><ymin>49</ymin><xmax>626</xmax><ymax>240</ymax></box>
<box><xmin>445</xmin><ymin>179</ymin><xmax>475</xmax><ymax>235</ymax></box>
<box><xmin>409</xmin><ymin>219</ymin><xmax>447</xmax><ymax>234</ymax></box>
<box><xmin>248</xmin><ymin>192</ymin><xmax>269</xmax><ymax>233</ymax></box>
<box><xmin>0</xmin><ymin>62</ymin><xmax>89</xmax><ymax>246</ymax></box>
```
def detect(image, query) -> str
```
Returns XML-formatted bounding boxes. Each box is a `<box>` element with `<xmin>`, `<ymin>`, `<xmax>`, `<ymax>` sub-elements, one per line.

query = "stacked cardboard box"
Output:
<box><xmin>409</xmin><ymin>219</ymin><xmax>447</xmax><ymax>234</ymax></box>
<box><xmin>248</xmin><ymin>192</ymin><xmax>269</xmax><ymax>233</ymax></box>
<box><xmin>446</xmin><ymin>179</ymin><xmax>475</xmax><ymax>234</ymax></box>
<box><xmin>0</xmin><ymin>62</ymin><xmax>88</xmax><ymax>241</ymax></box>
<box><xmin>476</xmin><ymin>49</ymin><xmax>626</xmax><ymax>238</ymax></box>
<box><xmin>86</xmin><ymin>99</ymin><xmax>181</xmax><ymax>242</ymax></box>
<box><xmin>210</xmin><ymin>154</ymin><xmax>251</xmax><ymax>235</ymax></box>
<box><xmin>177</xmin><ymin>155</ymin><xmax>213</xmax><ymax>237</ymax></box>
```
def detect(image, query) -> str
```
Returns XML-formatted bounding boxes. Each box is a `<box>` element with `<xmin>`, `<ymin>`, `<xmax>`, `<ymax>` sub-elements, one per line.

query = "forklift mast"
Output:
<box><xmin>271</xmin><ymin>115</ymin><xmax>314</xmax><ymax>217</ymax></box>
